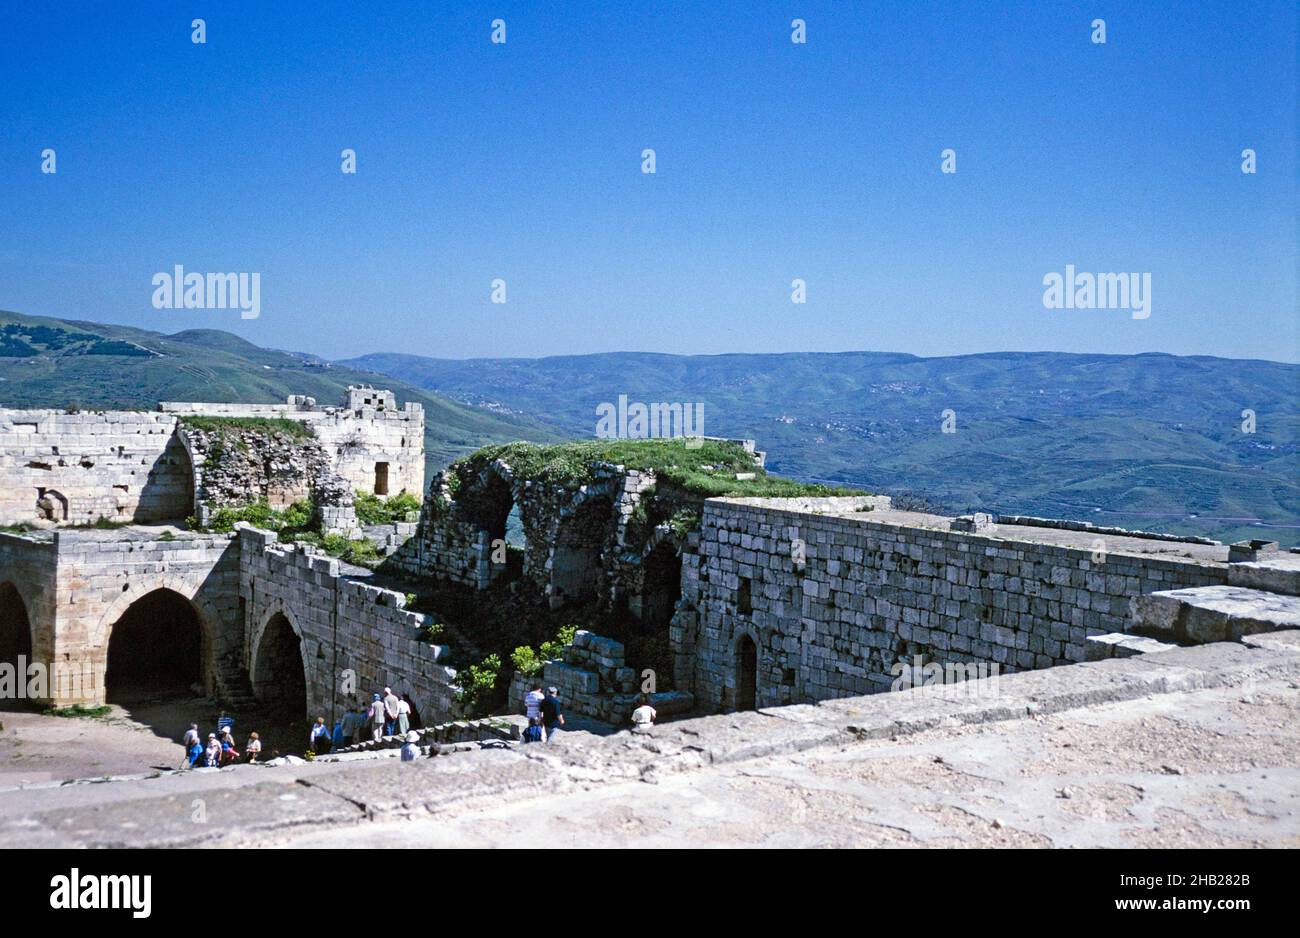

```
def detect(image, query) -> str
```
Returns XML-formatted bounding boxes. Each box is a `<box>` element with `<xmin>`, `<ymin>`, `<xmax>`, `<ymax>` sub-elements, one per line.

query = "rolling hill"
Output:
<box><xmin>0</xmin><ymin>310</ymin><xmax>564</xmax><ymax>473</ymax></box>
<box><xmin>341</xmin><ymin>349</ymin><xmax>1300</xmax><ymax>546</ymax></box>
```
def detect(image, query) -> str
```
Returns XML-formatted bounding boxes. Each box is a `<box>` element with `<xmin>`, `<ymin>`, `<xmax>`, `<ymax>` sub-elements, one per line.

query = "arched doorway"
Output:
<box><xmin>0</xmin><ymin>582</ymin><xmax>33</xmax><ymax>708</ymax></box>
<box><xmin>105</xmin><ymin>589</ymin><xmax>204</xmax><ymax>702</ymax></box>
<box><xmin>735</xmin><ymin>634</ymin><xmax>758</xmax><ymax>711</ymax></box>
<box><xmin>637</xmin><ymin>541</ymin><xmax>683</xmax><ymax>629</ymax></box>
<box><xmin>252</xmin><ymin>612</ymin><xmax>307</xmax><ymax>720</ymax></box>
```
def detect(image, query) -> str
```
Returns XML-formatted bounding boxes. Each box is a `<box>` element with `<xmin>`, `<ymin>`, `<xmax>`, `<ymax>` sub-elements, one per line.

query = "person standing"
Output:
<box><xmin>180</xmin><ymin>723</ymin><xmax>200</xmax><ymax>769</ymax></box>
<box><xmin>383</xmin><ymin>687</ymin><xmax>401</xmax><ymax>736</ymax></box>
<box><xmin>369</xmin><ymin>693</ymin><xmax>386</xmax><ymax>741</ymax></box>
<box><xmin>402</xmin><ymin>693</ymin><xmax>422</xmax><ymax>730</ymax></box>
<box><xmin>524</xmin><ymin>682</ymin><xmax>545</xmax><ymax>721</ymax></box>
<box><xmin>397</xmin><ymin>694</ymin><xmax>411</xmax><ymax>736</ymax></box>
<box><xmin>541</xmin><ymin>686</ymin><xmax>565</xmax><ymax>742</ymax></box>
<box><xmin>340</xmin><ymin>704</ymin><xmax>358</xmax><ymax>746</ymax></box>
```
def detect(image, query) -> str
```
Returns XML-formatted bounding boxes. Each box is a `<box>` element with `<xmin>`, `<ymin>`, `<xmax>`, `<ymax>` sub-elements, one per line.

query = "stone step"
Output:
<box><xmin>1227</xmin><ymin>555</ymin><xmax>1300</xmax><ymax>597</ymax></box>
<box><xmin>1131</xmin><ymin>585</ymin><xmax>1300</xmax><ymax>644</ymax></box>
<box><xmin>1084</xmin><ymin>632</ymin><xmax>1180</xmax><ymax>661</ymax></box>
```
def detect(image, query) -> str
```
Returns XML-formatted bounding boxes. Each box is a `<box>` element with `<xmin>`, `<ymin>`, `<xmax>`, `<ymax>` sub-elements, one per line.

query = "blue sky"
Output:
<box><xmin>0</xmin><ymin>1</ymin><xmax>1295</xmax><ymax>362</ymax></box>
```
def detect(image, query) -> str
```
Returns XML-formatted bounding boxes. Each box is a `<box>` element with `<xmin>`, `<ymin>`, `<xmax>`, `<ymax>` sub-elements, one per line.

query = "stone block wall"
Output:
<box><xmin>0</xmin><ymin>410</ymin><xmax>193</xmax><ymax>526</ymax></box>
<box><xmin>29</xmin><ymin>529</ymin><xmax>241</xmax><ymax>707</ymax></box>
<box><xmin>238</xmin><ymin>527</ymin><xmax>456</xmax><ymax>725</ymax></box>
<box><xmin>674</xmin><ymin>499</ymin><xmax>1231</xmax><ymax>711</ymax></box>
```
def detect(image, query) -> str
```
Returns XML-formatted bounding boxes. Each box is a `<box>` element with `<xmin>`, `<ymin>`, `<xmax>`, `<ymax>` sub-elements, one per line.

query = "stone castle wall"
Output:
<box><xmin>0</xmin><ymin>410</ymin><xmax>193</xmax><ymax>526</ymax></box>
<box><xmin>672</xmin><ymin>499</ymin><xmax>1232</xmax><ymax>710</ymax></box>
<box><xmin>238</xmin><ymin>527</ymin><xmax>457</xmax><ymax>724</ymax></box>
<box><xmin>0</xmin><ymin>529</ymin><xmax>243</xmax><ymax>706</ymax></box>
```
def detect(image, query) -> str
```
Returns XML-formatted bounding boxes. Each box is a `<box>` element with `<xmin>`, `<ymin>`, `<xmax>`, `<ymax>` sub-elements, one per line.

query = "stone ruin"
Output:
<box><xmin>2</xmin><ymin>400</ymin><xmax>1298</xmax><ymax>740</ymax></box>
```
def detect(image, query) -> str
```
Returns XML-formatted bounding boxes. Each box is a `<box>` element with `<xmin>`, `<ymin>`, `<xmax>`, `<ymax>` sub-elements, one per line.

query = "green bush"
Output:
<box><xmin>354</xmin><ymin>491</ymin><xmax>422</xmax><ymax>525</ymax></box>
<box><xmin>457</xmin><ymin>653</ymin><xmax>502</xmax><ymax>718</ymax></box>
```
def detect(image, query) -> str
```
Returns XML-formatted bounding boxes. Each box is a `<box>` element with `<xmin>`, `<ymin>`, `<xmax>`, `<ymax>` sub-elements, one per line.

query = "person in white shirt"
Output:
<box><xmin>631</xmin><ymin>695</ymin><xmax>657</xmax><ymax>734</ymax></box>
<box><xmin>524</xmin><ymin>682</ymin><xmax>545</xmax><ymax>721</ymax></box>
<box><xmin>397</xmin><ymin>695</ymin><xmax>411</xmax><ymax>735</ymax></box>
<box><xmin>369</xmin><ymin>694</ymin><xmax>386</xmax><ymax>741</ymax></box>
<box><xmin>245</xmin><ymin>732</ymin><xmax>262</xmax><ymax>763</ymax></box>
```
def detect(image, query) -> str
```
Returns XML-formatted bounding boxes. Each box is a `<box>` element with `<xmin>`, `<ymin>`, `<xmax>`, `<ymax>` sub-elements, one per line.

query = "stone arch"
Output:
<box><xmin>634</xmin><ymin>538</ymin><xmax>683</xmax><ymax>629</ymax></box>
<box><xmin>733</xmin><ymin>628</ymin><xmax>759</xmax><ymax>712</ymax></box>
<box><xmin>249</xmin><ymin>604</ymin><xmax>308</xmax><ymax>720</ymax></box>
<box><xmin>0</xmin><ymin>580</ymin><xmax>33</xmax><ymax>671</ymax></box>
<box><xmin>103</xmin><ymin>587</ymin><xmax>208</xmax><ymax>702</ymax></box>
<box><xmin>551</xmin><ymin>488</ymin><xmax>617</xmax><ymax>605</ymax></box>
<box><xmin>94</xmin><ymin>574</ymin><xmax>221</xmax><ymax>702</ymax></box>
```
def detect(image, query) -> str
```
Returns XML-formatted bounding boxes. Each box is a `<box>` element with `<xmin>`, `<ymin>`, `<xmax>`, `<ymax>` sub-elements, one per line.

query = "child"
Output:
<box><xmin>204</xmin><ymin>734</ymin><xmax>222</xmax><ymax>767</ymax></box>
<box><xmin>245</xmin><ymin>732</ymin><xmax>262</xmax><ymax>763</ymax></box>
<box><xmin>523</xmin><ymin>716</ymin><xmax>544</xmax><ymax>744</ymax></box>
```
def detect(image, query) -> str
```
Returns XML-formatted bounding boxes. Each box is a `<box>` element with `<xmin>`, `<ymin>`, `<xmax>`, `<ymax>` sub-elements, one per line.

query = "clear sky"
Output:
<box><xmin>0</xmin><ymin>1</ymin><xmax>1295</xmax><ymax>362</ymax></box>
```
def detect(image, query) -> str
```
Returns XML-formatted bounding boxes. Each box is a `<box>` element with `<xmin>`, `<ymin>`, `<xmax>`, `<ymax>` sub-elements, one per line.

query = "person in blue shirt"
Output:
<box><xmin>523</xmin><ymin>716</ymin><xmax>544</xmax><ymax>744</ymax></box>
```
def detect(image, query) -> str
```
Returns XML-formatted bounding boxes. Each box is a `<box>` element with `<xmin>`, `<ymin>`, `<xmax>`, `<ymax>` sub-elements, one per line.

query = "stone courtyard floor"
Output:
<box><xmin>3</xmin><ymin>633</ymin><xmax>1298</xmax><ymax>849</ymax></box>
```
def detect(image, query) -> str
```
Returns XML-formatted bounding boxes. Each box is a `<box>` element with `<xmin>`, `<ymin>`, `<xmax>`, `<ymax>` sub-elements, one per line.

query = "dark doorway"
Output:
<box><xmin>0</xmin><ymin>582</ymin><xmax>33</xmax><ymax>708</ymax></box>
<box><xmin>736</xmin><ymin>634</ymin><xmax>758</xmax><ymax>711</ymax></box>
<box><xmin>374</xmin><ymin>462</ymin><xmax>390</xmax><ymax>496</ymax></box>
<box><xmin>252</xmin><ymin>613</ymin><xmax>307</xmax><ymax>720</ymax></box>
<box><xmin>638</xmin><ymin>541</ymin><xmax>683</xmax><ymax>629</ymax></box>
<box><xmin>105</xmin><ymin>589</ymin><xmax>203</xmax><ymax>702</ymax></box>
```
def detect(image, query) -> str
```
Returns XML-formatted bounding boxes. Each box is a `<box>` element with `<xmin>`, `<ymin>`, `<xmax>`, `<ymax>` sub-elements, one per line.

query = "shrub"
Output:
<box><xmin>354</xmin><ymin>491</ymin><xmax>422</xmax><ymax>525</ymax></box>
<box><xmin>456</xmin><ymin>653</ymin><xmax>502</xmax><ymax>718</ymax></box>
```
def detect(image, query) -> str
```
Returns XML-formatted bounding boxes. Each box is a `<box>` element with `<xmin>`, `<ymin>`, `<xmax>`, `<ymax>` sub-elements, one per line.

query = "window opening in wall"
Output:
<box><xmin>374</xmin><ymin>462</ymin><xmax>390</xmax><ymax>496</ymax></box>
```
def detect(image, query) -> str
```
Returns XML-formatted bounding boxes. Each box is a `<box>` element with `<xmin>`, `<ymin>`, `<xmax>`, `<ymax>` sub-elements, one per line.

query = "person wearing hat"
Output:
<box><xmin>218</xmin><ymin>725</ymin><xmax>241</xmax><ymax>765</ymax></box>
<box><xmin>369</xmin><ymin>693</ymin><xmax>386</xmax><ymax>741</ymax></box>
<box><xmin>541</xmin><ymin>686</ymin><xmax>565</xmax><ymax>742</ymax></box>
<box><xmin>203</xmin><ymin>733</ymin><xmax>222</xmax><ymax>767</ymax></box>
<box><xmin>400</xmin><ymin>730</ymin><xmax>420</xmax><ymax>762</ymax></box>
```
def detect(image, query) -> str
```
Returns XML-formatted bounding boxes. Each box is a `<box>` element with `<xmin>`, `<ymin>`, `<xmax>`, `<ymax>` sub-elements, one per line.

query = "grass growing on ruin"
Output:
<box><xmin>179</xmin><ymin>416</ymin><xmax>313</xmax><ymax>441</ymax></box>
<box><xmin>354</xmin><ymin>491</ymin><xmax>421</xmax><ymax>525</ymax></box>
<box><xmin>446</xmin><ymin>439</ymin><xmax>865</xmax><ymax>498</ymax></box>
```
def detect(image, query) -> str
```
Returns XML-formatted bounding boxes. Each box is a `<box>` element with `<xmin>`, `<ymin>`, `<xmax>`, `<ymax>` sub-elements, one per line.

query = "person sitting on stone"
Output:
<box><xmin>631</xmin><ymin>694</ymin><xmax>657</xmax><ymax>734</ymax></box>
<box><xmin>400</xmin><ymin>730</ymin><xmax>420</xmax><ymax>762</ymax></box>
<box><xmin>219</xmin><ymin>725</ymin><xmax>241</xmax><ymax>765</ymax></box>
<box><xmin>204</xmin><ymin>733</ymin><xmax>222</xmax><ymax>767</ymax></box>
<box><xmin>523</xmin><ymin>716</ymin><xmax>544</xmax><ymax>744</ymax></box>
<box><xmin>309</xmin><ymin>716</ymin><xmax>332</xmax><ymax>754</ymax></box>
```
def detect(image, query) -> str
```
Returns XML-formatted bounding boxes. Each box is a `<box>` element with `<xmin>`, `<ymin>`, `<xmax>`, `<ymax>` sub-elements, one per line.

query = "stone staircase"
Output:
<box><xmin>325</xmin><ymin>715</ymin><xmax>525</xmax><ymax>757</ymax></box>
<box><xmin>1087</xmin><ymin>545</ymin><xmax>1300</xmax><ymax>661</ymax></box>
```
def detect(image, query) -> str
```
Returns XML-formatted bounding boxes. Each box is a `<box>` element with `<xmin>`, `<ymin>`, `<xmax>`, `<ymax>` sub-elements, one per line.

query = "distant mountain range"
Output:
<box><xmin>0</xmin><ymin>310</ymin><xmax>562</xmax><ymax>473</ymax></box>
<box><xmin>3</xmin><ymin>308</ymin><xmax>1295</xmax><ymax>546</ymax></box>
<box><xmin>342</xmin><ymin>349</ymin><xmax>1300</xmax><ymax>547</ymax></box>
